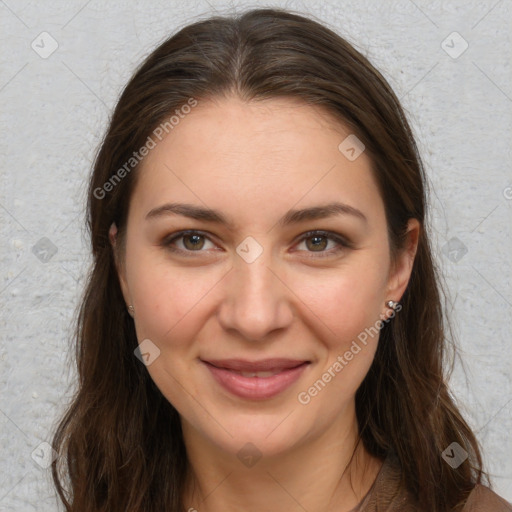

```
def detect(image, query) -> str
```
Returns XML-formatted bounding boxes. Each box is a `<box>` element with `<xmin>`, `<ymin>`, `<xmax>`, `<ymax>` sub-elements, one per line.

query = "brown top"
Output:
<box><xmin>350</xmin><ymin>453</ymin><xmax>512</xmax><ymax>512</ymax></box>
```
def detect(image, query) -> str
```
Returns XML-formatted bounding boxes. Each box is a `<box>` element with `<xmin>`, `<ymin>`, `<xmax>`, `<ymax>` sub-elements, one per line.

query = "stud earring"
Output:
<box><xmin>127</xmin><ymin>304</ymin><xmax>135</xmax><ymax>317</ymax></box>
<box><xmin>385</xmin><ymin>300</ymin><xmax>400</xmax><ymax>310</ymax></box>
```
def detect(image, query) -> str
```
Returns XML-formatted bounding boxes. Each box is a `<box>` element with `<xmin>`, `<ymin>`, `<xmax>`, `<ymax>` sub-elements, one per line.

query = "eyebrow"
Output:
<box><xmin>145</xmin><ymin>201</ymin><xmax>367</xmax><ymax>228</ymax></box>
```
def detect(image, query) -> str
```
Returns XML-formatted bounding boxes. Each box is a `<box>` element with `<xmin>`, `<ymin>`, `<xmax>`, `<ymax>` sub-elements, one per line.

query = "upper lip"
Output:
<box><xmin>202</xmin><ymin>358</ymin><xmax>309</xmax><ymax>372</ymax></box>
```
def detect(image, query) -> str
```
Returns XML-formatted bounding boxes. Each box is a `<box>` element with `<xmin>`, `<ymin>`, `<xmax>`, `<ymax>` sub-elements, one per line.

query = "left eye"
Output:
<box><xmin>295</xmin><ymin>231</ymin><xmax>347</xmax><ymax>255</ymax></box>
<box><xmin>162</xmin><ymin>230</ymin><xmax>348</xmax><ymax>256</ymax></box>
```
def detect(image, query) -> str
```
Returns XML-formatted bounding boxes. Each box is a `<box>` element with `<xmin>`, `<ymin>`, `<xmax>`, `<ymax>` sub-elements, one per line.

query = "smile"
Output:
<box><xmin>201</xmin><ymin>358</ymin><xmax>311</xmax><ymax>400</ymax></box>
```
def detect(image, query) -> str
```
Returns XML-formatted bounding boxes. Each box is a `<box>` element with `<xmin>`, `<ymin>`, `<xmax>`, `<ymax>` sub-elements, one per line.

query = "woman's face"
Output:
<box><xmin>112</xmin><ymin>96</ymin><xmax>417</xmax><ymax>458</ymax></box>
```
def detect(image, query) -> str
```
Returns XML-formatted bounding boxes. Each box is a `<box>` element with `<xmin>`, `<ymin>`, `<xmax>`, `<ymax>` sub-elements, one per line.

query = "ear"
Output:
<box><xmin>109</xmin><ymin>222</ymin><xmax>131</xmax><ymax>305</ymax></box>
<box><xmin>385</xmin><ymin>218</ymin><xmax>420</xmax><ymax>302</ymax></box>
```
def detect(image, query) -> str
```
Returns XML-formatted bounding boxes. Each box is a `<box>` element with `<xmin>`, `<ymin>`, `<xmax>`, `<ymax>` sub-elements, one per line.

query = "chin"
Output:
<box><xmin>193</xmin><ymin>405</ymin><xmax>314</xmax><ymax>461</ymax></box>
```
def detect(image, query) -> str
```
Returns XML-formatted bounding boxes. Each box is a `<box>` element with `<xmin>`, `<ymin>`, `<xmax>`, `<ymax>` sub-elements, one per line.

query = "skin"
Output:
<box><xmin>110</xmin><ymin>95</ymin><xmax>419</xmax><ymax>512</ymax></box>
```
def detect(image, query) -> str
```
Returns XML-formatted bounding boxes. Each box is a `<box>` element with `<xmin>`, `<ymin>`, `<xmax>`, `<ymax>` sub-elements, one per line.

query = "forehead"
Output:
<box><xmin>128</xmin><ymin>95</ymin><xmax>384</xmax><ymax>230</ymax></box>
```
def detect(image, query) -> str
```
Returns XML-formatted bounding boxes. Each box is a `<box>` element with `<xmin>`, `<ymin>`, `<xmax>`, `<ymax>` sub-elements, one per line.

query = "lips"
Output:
<box><xmin>201</xmin><ymin>358</ymin><xmax>310</xmax><ymax>400</ymax></box>
<box><xmin>204</xmin><ymin>358</ymin><xmax>308</xmax><ymax>372</ymax></box>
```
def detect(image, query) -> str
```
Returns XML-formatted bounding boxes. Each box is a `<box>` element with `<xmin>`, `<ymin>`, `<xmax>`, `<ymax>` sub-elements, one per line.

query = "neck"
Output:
<box><xmin>181</xmin><ymin>408</ymin><xmax>383</xmax><ymax>512</ymax></box>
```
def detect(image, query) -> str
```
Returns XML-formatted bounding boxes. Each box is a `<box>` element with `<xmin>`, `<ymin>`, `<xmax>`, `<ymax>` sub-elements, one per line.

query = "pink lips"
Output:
<box><xmin>202</xmin><ymin>358</ymin><xmax>310</xmax><ymax>400</ymax></box>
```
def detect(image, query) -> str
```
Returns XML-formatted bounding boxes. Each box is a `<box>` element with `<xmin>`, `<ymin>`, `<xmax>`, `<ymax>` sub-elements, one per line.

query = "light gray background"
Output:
<box><xmin>1</xmin><ymin>0</ymin><xmax>511</xmax><ymax>509</ymax></box>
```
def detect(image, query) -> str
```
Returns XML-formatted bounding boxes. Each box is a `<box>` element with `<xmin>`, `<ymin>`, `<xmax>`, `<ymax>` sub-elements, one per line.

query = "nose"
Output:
<box><xmin>216</xmin><ymin>249</ymin><xmax>294</xmax><ymax>342</ymax></box>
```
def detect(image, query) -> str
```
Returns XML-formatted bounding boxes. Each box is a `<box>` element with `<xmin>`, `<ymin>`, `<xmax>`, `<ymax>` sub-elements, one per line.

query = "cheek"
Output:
<box><xmin>294</xmin><ymin>260</ymin><xmax>389</xmax><ymax>343</ymax></box>
<box><xmin>124</xmin><ymin>238</ymin><xmax>193</xmax><ymax>340</ymax></box>
<box><xmin>129</xmin><ymin>261</ymin><xmax>218</xmax><ymax>346</ymax></box>
<box><xmin>125</xmin><ymin>251</ymin><xmax>219</xmax><ymax>409</ymax></box>
<box><xmin>293</xmin><ymin>269</ymin><xmax>387</xmax><ymax>409</ymax></box>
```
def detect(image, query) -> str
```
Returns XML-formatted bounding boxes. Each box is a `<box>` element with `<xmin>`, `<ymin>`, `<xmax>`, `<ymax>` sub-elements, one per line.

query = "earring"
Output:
<box><xmin>127</xmin><ymin>304</ymin><xmax>135</xmax><ymax>317</ymax></box>
<box><xmin>385</xmin><ymin>300</ymin><xmax>400</xmax><ymax>310</ymax></box>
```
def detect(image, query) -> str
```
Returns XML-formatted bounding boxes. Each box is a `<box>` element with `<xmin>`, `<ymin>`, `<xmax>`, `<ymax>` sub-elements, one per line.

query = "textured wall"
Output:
<box><xmin>1</xmin><ymin>0</ymin><xmax>511</xmax><ymax>509</ymax></box>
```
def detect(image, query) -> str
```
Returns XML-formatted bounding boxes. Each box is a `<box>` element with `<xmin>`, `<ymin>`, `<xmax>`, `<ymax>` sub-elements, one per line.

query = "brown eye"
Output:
<box><xmin>163</xmin><ymin>229</ymin><xmax>350</xmax><ymax>258</ymax></box>
<box><xmin>305</xmin><ymin>235</ymin><xmax>329</xmax><ymax>252</ymax></box>
<box><xmin>182</xmin><ymin>233</ymin><xmax>206</xmax><ymax>250</ymax></box>
<box><xmin>295</xmin><ymin>230</ymin><xmax>350</xmax><ymax>257</ymax></box>
<box><xmin>163</xmin><ymin>230</ymin><xmax>217</xmax><ymax>254</ymax></box>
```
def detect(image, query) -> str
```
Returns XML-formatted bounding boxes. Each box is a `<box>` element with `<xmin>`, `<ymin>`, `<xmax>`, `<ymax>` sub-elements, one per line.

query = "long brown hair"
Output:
<box><xmin>52</xmin><ymin>8</ymin><xmax>485</xmax><ymax>511</ymax></box>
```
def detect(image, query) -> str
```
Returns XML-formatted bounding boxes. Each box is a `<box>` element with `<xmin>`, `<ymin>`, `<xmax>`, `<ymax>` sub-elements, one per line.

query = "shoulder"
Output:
<box><xmin>462</xmin><ymin>484</ymin><xmax>512</xmax><ymax>512</ymax></box>
<box><xmin>368</xmin><ymin>454</ymin><xmax>512</xmax><ymax>512</ymax></box>
<box><xmin>360</xmin><ymin>452</ymin><xmax>512</xmax><ymax>512</ymax></box>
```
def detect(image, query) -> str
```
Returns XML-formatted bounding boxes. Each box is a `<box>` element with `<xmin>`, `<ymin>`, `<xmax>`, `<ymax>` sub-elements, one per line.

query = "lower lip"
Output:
<box><xmin>203</xmin><ymin>362</ymin><xmax>309</xmax><ymax>400</ymax></box>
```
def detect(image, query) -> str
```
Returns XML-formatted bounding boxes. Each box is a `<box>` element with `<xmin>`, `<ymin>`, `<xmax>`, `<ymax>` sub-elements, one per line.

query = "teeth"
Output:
<box><xmin>239</xmin><ymin>370</ymin><xmax>277</xmax><ymax>378</ymax></box>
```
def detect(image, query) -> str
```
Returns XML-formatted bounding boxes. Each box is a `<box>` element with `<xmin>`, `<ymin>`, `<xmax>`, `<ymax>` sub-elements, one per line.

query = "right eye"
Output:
<box><xmin>162</xmin><ymin>230</ymin><xmax>219</xmax><ymax>255</ymax></box>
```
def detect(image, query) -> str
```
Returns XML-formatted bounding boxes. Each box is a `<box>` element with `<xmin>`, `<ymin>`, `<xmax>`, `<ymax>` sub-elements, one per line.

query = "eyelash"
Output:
<box><xmin>162</xmin><ymin>230</ymin><xmax>351</xmax><ymax>258</ymax></box>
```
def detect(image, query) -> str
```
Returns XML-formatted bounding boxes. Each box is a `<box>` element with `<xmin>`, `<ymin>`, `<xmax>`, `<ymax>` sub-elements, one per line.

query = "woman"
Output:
<box><xmin>51</xmin><ymin>8</ymin><xmax>512</xmax><ymax>512</ymax></box>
